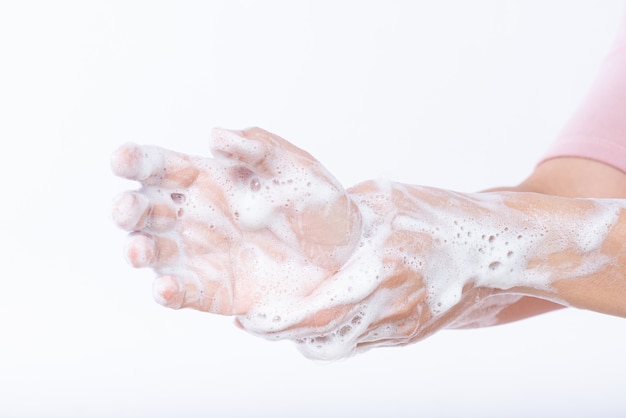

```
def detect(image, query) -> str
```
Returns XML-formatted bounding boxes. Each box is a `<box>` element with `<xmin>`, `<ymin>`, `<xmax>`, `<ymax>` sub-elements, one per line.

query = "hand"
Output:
<box><xmin>111</xmin><ymin>128</ymin><xmax>362</xmax><ymax>320</ymax></box>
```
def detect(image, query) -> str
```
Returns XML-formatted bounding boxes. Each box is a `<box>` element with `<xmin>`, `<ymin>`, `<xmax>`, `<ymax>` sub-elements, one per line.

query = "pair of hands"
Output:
<box><xmin>111</xmin><ymin>127</ymin><xmax>518</xmax><ymax>358</ymax></box>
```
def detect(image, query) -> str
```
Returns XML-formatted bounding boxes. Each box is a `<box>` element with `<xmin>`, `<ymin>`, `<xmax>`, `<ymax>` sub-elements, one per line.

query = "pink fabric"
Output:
<box><xmin>541</xmin><ymin>11</ymin><xmax>626</xmax><ymax>173</ymax></box>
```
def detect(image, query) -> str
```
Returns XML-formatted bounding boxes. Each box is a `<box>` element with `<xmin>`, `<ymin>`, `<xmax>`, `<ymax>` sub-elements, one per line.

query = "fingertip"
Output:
<box><xmin>239</xmin><ymin>126</ymin><xmax>272</xmax><ymax>141</ymax></box>
<box><xmin>111</xmin><ymin>192</ymin><xmax>150</xmax><ymax>231</ymax></box>
<box><xmin>110</xmin><ymin>143</ymin><xmax>164</xmax><ymax>181</ymax></box>
<box><xmin>124</xmin><ymin>233</ymin><xmax>156</xmax><ymax>268</ymax></box>
<box><xmin>210</xmin><ymin>127</ymin><xmax>268</xmax><ymax>167</ymax></box>
<box><xmin>153</xmin><ymin>275</ymin><xmax>184</xmax><ymax>309</ymax></box>
<box><xmin>111</xmin><ymin>142</ymin><xmax>139</xmax><ymax>178</ymax></box>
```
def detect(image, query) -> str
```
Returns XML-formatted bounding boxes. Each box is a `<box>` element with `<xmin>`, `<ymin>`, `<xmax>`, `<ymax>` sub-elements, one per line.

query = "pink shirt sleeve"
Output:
<box><xmin>541</xmin><ymin>12</ymin><xmax>626</xmax><ymax>173</ymax></box>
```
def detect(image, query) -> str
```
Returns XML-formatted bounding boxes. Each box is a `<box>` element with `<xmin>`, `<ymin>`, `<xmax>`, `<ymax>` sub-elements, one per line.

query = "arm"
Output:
<box><xmin>241</xmin><ymin>166</ymin><xmax>626</xmax><ymax>358</ymax></box>
<box><xmin>485</xmin><ymin>156</ymin><xmax>626</xmax><ymax>325</ymax></box>
<box><xmin>326</xmin><ymin>177</ymin><xmax>626</xmax><ymax>346</ymax></box>
<box><xmin>112</xmin><ymin>129</ymin><xmax>626</xmax><ymax>359</ymax></box>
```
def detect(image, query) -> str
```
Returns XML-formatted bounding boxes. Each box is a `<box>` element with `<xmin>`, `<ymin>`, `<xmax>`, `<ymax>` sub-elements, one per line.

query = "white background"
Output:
<box><xmin>1</xmin><ymin>1</ymin><xmax>625</xmax><ymax>416</ymax></box>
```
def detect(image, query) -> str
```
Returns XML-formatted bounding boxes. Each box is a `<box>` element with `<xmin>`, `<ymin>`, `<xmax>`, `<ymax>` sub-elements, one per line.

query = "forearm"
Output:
<box><xmin>494</xmin><ymin>191</ymin><xmax>626</xmax><ymax>314</ymax></box>
<box><xmin>341</xmin><ymin>180</ymin><xmax>626</xmax><ymax>345</ymax></box>
<box><xmin>112</xmin><ymin>127</ymin><xmax>626</xmax><ymax>360</ymax></box>
<box><xmin>489</xmin><ymin>157</ymin><xmax>626</xmax><ymax>324</ymax></box>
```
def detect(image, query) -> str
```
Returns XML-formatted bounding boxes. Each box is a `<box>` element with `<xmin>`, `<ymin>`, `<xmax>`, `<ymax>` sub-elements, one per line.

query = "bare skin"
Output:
<box><xmin>112</xmin><ymin>128</ymin><xmax>626</xmax><ymax>359</ymax></box>
<box><xmin>489</xmin><ymin>157</ymin><xmax>626</xmax><ymax>324</ymax></box>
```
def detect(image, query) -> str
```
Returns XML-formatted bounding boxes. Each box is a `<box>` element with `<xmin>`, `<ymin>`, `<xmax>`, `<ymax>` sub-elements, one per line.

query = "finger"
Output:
<box><xmin>210</xmin><ymin>127</ymin><xmax>319</xmax><ymax>178</ymax></box>
<box><xmin>210</xmin><ymin>128</ymin><xmax>270</xmax><ymax>169</ymax></box>
<box><xmin>152</xmin><ymin>273</ymin><xmax>231</xmax><ymax>313</ymax></box>
<box><xmin>112</xmin><ymin>191</ymin><xmax>179</xmax><ymax>232</ymax></box>
<box><xmin>110</xmin><ymin>143</ymin><xmax>164</xmax><ymax>181</ymax></box>
<box><xmin>237</xmin><ymin>128</ymin><xmax>332</xmax><ymax>189</ymax></box>
<box><xmin>240</xmin><ymin>127</ymin><xmax>316</xmax><ymax>165</ymax></box>
<box><xmin>112</xmin><ymin>192</ymin><xmax>150</xmax><ymax>231</ymax></box>
<box><xmin>124</xmin><ymin>233</ymin><xmax>179</xmax><ymax>268</ymax></box>
<box><xmin>111</xmin><ymin>143</ymin><xmax>199</xmax><ymax>188</ymax></box>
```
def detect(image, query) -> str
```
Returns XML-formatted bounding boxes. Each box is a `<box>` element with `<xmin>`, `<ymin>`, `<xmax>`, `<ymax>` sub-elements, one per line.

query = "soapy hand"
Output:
<box><xmin>113</xmin><ymin>127</ymin><xmax>582</xmax><ymax>360</ymax></box>
<box><xmin>112</xmin><ymin>126</ymin><xmax>626</xmax><ymax>359</ymax></box>
<box><xmin>111</xmin><ymin>127</ymin><xmax>362</xmax><ymax>318</ymax></box>
<box><xmin>110</xmin><ymin>127</ymin><xmax>514</xmax><ymax>359</ymax></box>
